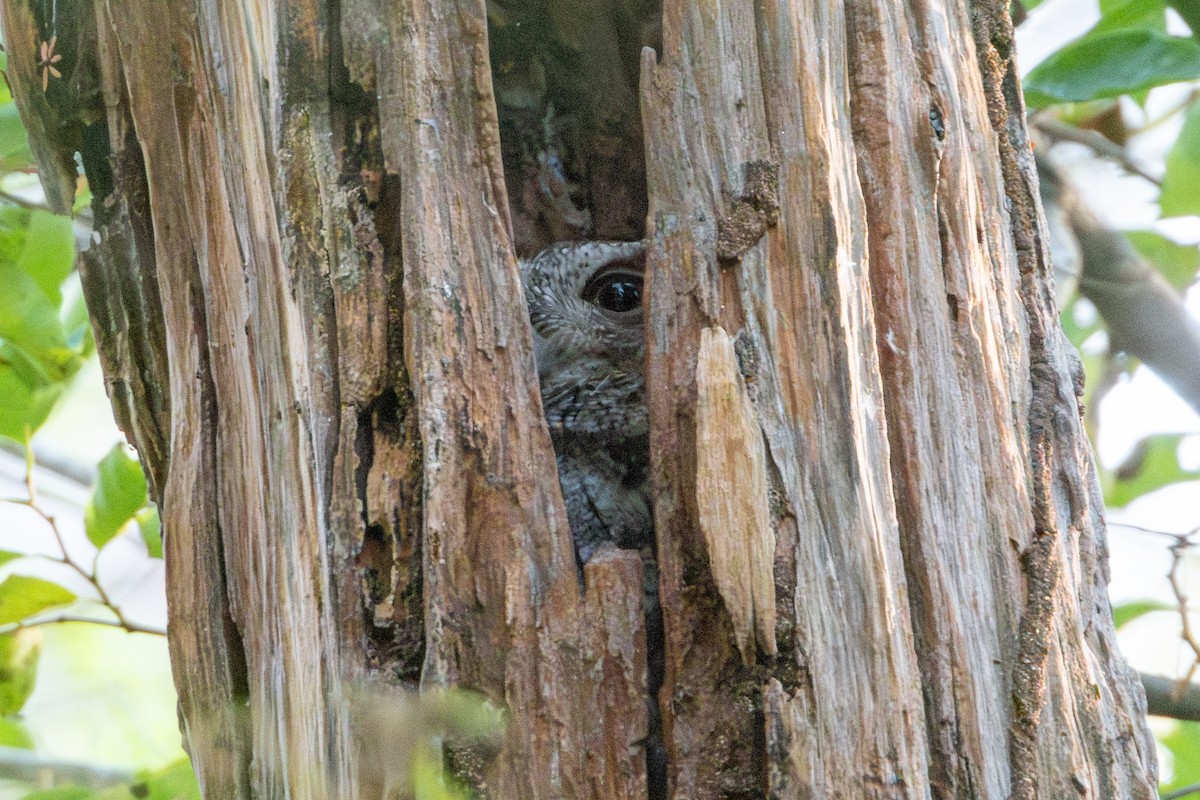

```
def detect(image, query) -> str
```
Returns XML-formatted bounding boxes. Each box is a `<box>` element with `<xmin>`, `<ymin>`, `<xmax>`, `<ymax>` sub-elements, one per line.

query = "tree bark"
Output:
<box><xmin>1</xmin><ymin>0</ymin><xmax>1158</xmax><ymax>797</ymax></box>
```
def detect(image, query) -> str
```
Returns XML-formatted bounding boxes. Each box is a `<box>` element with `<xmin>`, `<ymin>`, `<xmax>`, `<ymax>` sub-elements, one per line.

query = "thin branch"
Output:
<box><xmin>1033</xmin><ymin>116</ymin><xmax>1161</xmax><ymax>186</ymax></box>
<box><xmin>0</xmin><ymin>436</ymin><xmax>99</xmax><ymax>487</ymax></box>
<box><xmin>1142</xmin><ymin>672</ymin><xmax>1200</xmax><ymax>722</ymax></box>
<box><xmin>0</xmin><ymin>611</ymin><xmax>165</xmax><ymax>637</ymax></box>
<box><xmin>1165</xmin><ymin>783</ymin><xmax>1200</xmax><ymax>800</ymax></box>
<box><xmin>1110</xmin><ymin>521</ymin><xmax>1200</xmax><ymax>541</ymax></box>
<box><xmin>1135</xmin><ymin>87</ymin><xmax>1200</xmax><ymax>137</ymax></box>
<box><xmin>2</xmin><ymin>443</ymin><xmax>160</xmax><ymax>637</ymax></box>
<box><xmin>1167</xmin><ymin>537</ymin><xmax>1200</xmax><ymax>686</ymax></box>
<box><xmin>0</xmin><ymin>745</ymin><xmax>133</xmax><ymax>789</ymax></box>
<box><xmin>1038</xmin><ymin>154</ymin><xmax>1200</xmax><ymax>415</ymax></box>
<box><xmin>1109</xmin><ymin>524</ymin><xmax>1200</xmax><ymax>700</ymax></box>
<box><xmin>0</xmin><ymin>187</ymin><xmax>54</xmax><ymax>212</ymax></box>
<box><xmin>1120</xmin><ymin>519</ymin><xmax>1200</xmax><ymax>688</ymax></box>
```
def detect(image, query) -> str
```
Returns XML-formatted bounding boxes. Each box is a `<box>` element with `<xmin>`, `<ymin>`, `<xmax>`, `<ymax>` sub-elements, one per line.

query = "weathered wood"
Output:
<box><xmin>1</xmin><ymin>0</ymin><xmax>1159</xmax><ymax>796</ymax></box>
<box><xmin>349</xmin><ymin>2</ymin><xmax>650</xmax><ymax>796</ymax></box>
<box><xmin>639</xmin><ymin>0</ymin><xmax>1157</xmax><ymax>797</ymax></box>
<box><xmin>844</xmin><ymin>0</ymin><xmax>1033</xmax><ymax>793</ymax></box>
<box><xmin>642</xmin><ymin>1</ymin><xmax>929</xmax><ymax>793</ymax></box>
<box><xmin>92</xmin><ymin>1</ymin><xmax>361</xmax><ymax>796</ymax></box>
<box><xmin>971</xmin><ymin>3</ymin><xmax>1159</xmax><ymax>797</ymax></box>
<box><xmin>695</xmin><ymin>325</ymin><xmax>776</xmax><ymax>665</ymax></box>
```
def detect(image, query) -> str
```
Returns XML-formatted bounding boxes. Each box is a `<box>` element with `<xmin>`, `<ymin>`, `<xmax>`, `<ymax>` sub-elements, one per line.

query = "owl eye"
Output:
<box><xmin>583</xmin><ymin>271</ymin><xmax>643</xmax><ymax>313</ymax></box>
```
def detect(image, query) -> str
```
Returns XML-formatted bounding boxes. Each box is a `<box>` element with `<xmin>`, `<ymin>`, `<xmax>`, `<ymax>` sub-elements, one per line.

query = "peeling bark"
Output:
<box><xmin>695</xmin><ymin>325</ymin><xmax>776</xmax><ymax>664</ymax></box>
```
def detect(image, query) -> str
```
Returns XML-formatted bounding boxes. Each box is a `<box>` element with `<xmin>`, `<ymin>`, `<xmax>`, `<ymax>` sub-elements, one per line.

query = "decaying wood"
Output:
<box><xmin>349</xmin><ymin>2</ymin><xmax>651</xmax><ymax>797</ymax></box>
<box><xmin>642</xmin><ymin>2</ymin><xmax>930</xmax><ymax>792</ymax></box>
<box><xmin>695</xmin><ymin>325</ymin><xmax>776</xmax><ymax>664</ymax></box>
<box><xmin>975</xmin><ymin>4</ymin><xmax>1157</xmax><ymax>796</ymax></box>
<box><xmin>1</xmin><ymin>0</ymin><xmax>1158</xmax><ymax>795</ymax></box>
<box><xmin>639</xmin><ymin>0</ymin><xmax>1156</xmax><ymax>796</ymax></box>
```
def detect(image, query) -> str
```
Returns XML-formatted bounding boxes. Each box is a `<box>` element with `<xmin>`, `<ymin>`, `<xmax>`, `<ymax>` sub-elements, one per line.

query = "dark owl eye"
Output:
<box><xmin>583</xmin><ymin>271</ymin><xmax>643</xmax><ymax>313</ymax></box>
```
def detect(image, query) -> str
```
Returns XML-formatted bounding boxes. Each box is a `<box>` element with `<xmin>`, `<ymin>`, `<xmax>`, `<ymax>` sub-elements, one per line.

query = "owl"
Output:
<box><xmin>519</xmin><ymin>240</ymin><xmax>652</xmax><ymax>561</ymax></box>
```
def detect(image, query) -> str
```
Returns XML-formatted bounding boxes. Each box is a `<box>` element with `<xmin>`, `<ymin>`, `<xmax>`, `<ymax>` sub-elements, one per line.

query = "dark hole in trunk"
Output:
<box><xmin>488</xmin><ymin>2</ymin><xmax>666</xmax><ymax>796</ymax></box>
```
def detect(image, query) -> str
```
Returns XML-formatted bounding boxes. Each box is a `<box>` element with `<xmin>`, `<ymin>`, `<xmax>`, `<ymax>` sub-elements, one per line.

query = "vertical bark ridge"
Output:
<box><xmin>841</xmin><ymin>0</ymin><xmax>1029</xmax><ymax>794</ymax></box>
<box><xmin>88</xmin><ymin>0</ymin><xmax>363</xmax><ymax>794</ymax></box>
<box><xmin>358</xmin><ymin>0</ymin><xmax>654</xmax><ymax>795</ymax></box>
<box><xmin>966</xmin><ymin>1</ymin><xmax>1158</xmax><ymax>796</ymax></box>
<box><xmin>643</xmin><ymin>1</ymin><xmax>930</xmax><ymax>795</ymax></box>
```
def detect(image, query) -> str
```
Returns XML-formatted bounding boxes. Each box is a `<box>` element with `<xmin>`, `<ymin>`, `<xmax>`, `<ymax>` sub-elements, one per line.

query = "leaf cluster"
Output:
<box><xmin>0</xmin><ymin>47</ymin><xmax>178</xmax><ymax>800</ymax></box>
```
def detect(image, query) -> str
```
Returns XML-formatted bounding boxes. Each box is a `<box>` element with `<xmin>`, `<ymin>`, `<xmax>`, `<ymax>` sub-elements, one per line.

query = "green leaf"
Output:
<box><xmin>0</xmin><ymin>550</ymin><xmax>25</xmax><ymax>568</ymax></box>
<box><xmin>0</xmin><ymin>345</ymin><xmax>65</xmax><ymax>443</ymax></box>
<box><xmin>0</xmin><ymin>574</ymin><xmax>75</xmax><ymax>626</ymax></box>
<box><xmin>72</xmin><ymin>183</ymin><xmax>94</xmax><ymax>216</ymax></box>
<box><xmin>0</xmin><ymin>52</ymin><xmax>12</xmax><ymax>105</ymax></box>
<box><xmin>0</xmin><ymin>205</ymin><xmax>80</xmax><ymax>381</ymax></box>
<box><xmin>85</xmin><ymin>445</ymin><xmax>149</xmax><ymax>550</ymax></box>
<box><xmin>0</xmin><ymin>102</ymin><xmax>34</xmax><ymax>172</ymax></box>
<box><xmin>0</xmin><ymin>714</ymin><xmax>33</xmax><ymax>748</ymax></box>
<box><xmin>137</xmin><ymin>505</ymin><xmax>162</xmax><ymax>559</ymax></box>
<box><xmin>1125</xmin><ymin>231</ymin><xmax>1200</xmax><ymax>289</ymax></box>
<box><xmin>411</xmin><ymin>747</ymin><xmax>474</xmax><ymax>800</ymax></box>
<box><xmin>98</xmin><ymin>759</ymin><xmax>200</xmax><ymax>800</ymax></box>
<box><xmin>0</xmin><ymin>629</ymin><xmax>39</xmax><ymax>714</ymax></box>
<box><xmin>0</xmin><ymin>204</ymin><xmax>75</xmax><ymax>295</ymax></box>
<box><xmin>1102</xmin><ymin>434</ymin><xmax>1200</xmax><ymax>507</ymax></box>
<box><xmin>59</xmin><ymin>274</ymin><xmax>94</xmax><ymax>355</ymax></box>
<box><xmin>0</xmin><ymin>255</ymin><xmax>71</xmax><ymax>367</ymax></box>
<box><xmin>1161</xmin><ymin>101</ymin><xmax>1200</xmax><ymax>217</ymax></box>
<box><xmin>1166</xmin><ymin>0</ymin><xmax>1200</xmax><ymax>41</ymax></box>
<box><xmin>18</xmin><ymin>210</ymin><xmax>75</xmax><ymax>304</ymax></box>
<box><xmin>1162</xmin><ymin>720</ymin><xmax>1200</xmax><ymax>792</ymax></box>
<box><xmin>1111</xmin><ymin>599</ymin><xmax>1172</xmax><ymax>629</ymax></box>
<box><xmin>20</xmin><ymin>788</ymin><xmax>97</xmax><ymax>800</ymax></box>
<box><xmin>1093</xmin><ymin>0</ymin><xmax>1166</xmax><ymax>33</ymax></box>
<box><xmin>1024</xmin><ymin>30</ymin><xmax>1200</xmax><ymax>108</ymax></box>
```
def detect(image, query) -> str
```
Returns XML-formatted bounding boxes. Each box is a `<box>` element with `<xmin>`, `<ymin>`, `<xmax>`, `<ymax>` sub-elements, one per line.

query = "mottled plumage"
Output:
<box><xmin>520</xmin><ymin>240</ymin><xmax>651</xmax><ymax>561</ymax></box>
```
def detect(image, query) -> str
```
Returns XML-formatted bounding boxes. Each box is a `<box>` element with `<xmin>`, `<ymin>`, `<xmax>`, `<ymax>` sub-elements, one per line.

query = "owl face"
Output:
<box><xmin>520</xmin><ymin>240</ymin><xmax>647</xmax><ymax>438</ymax></box>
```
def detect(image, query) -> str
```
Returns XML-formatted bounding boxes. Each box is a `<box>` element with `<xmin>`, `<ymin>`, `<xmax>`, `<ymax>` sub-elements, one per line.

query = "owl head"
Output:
<box><xmin>520</xmin><ymin>240</ymin><xmax>647</xmax><ymax>439</ymax></box>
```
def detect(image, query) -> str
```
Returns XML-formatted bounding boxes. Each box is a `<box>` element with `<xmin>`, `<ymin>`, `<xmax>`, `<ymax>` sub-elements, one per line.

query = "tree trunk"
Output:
<box><xmin>1</xmin><ymin>0</ymin><xmax>1158</xmax><ymax>797</ymax></box>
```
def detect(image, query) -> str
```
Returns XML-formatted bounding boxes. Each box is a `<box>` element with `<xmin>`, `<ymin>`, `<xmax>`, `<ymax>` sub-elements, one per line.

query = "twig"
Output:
<box><xmin>0</xmin><ymin>188</ymin><xmax>54</xmax><ymax>212</ymax></box>
<box><xmin>1165</xmin><ymin>782</ymin><xmax>1200</xmax><ymax>800</ymax></box>
<box><xmin>8</xmin><ymin>495</ymin><xmax>137</xmax><ymax>629</ymax></box>
<box><xmin>1110</xmin><ymin>521</ymin><xmax>1200</xmax><ymax>541</ymax></box>
<box><xmin>1033</xmin><ymin>116</ymin><xmax>1161</xmax><ymax>186</ymax></box>
<box><xmin>1108</xmin><ymin>523</ymin><xmax>1200</xmax><ymax>695</ymax></box>
<box><xmin>1</xmin><ymin>440</ymin><xmax>161</xmax><ymax>637</ymax></box>
<box><xmin>0</xmin><ymin>611</ymin><xmax>165</xmax><ymax>637</ymax></box>
<box><xmin>1167</xmin><ymin>536</ymin><xmax>1200</xmax><ymax>686</ymax></box>
<box><xmin>1135</xmin><ymin>87</ymin><xmax>1200</xmax><ymax>137</ymax></box>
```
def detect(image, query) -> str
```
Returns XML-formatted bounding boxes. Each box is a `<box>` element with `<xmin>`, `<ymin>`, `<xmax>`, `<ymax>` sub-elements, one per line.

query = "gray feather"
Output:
<box><xmin>520</xmin><ymin>240</ymin><xmax>652</xmax><ymax>561</ymax></box>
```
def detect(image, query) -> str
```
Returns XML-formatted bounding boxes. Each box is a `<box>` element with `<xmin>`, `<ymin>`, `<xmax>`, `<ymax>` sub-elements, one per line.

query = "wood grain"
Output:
<box><xmin>0</xmin><ymin>0</ymin><xmax>1158</xmax><ymax>794</ymax></box>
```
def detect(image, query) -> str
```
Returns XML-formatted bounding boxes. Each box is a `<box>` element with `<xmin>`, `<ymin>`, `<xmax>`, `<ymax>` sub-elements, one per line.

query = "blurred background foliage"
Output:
<box><xmin>1</xmin><ymin>0</ymin><xmax>1200</xmax><ymax>796</ymax></box>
